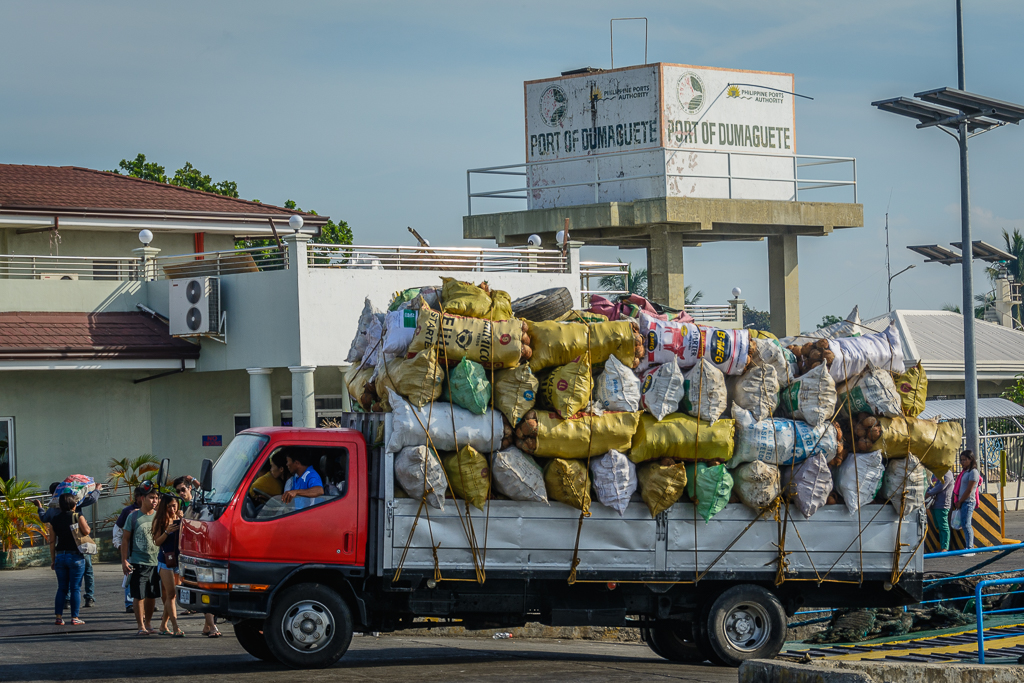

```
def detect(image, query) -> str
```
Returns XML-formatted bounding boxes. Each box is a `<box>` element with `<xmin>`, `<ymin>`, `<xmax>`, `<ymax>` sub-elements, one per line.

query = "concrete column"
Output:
<box><xmin>646</xmin><ymin>226</ymin><xmax>686</xmax><ymax>309</ymax></box>
<box><xmin>131</xmin><ymin>245</ymin><xmax>161</xmax><ymax>281</ymax></box>
<box><xmin>995</xmin><ymin>278</ymin><xmax>1013</xmax><ymax>327</ymax></box>
<box><xmin>283</xmin><ymin>232</ymin><xmax>311</xmax><ymax>274</ymax></box>
<box><xmin>289</xmin><ymin>365</ymin><xmax>317</xmax><ymax>428</ymax></box>
<box><xmin>768</xmin><ymin>234</ymin><xmax>800</xmax><ymax>338</ymax></box>
<box><xmin>246</xmin><ymin>368</ymin><xmax>274</xmax><ymax>427</ymax></box>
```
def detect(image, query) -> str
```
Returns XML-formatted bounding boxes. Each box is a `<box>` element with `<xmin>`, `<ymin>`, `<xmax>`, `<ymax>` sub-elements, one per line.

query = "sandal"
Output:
<box><xmin>207</xmin><ymin>627</ymin><xmax>222</xmax><ymax>638</ymax></box>
<box><xmin>136</xmin><ymin>629</ymin><xmax>152</xmax><ymax>636</ymax></box>
<box><xmin>54</xmin><ymin>617</ymin><xmax>65</xmax><ymax>626</ymax></box>
<box><xmin>159</xmin><ymin>628</ymin><xmax>174</xmax><ymax>636</ymax></box>
<box><xmin>71</xmin><ymin>618</ymin><xmax>85</xmax><ymax>626</ymax></box>
<box><xmin>174</xmin><ymin>628</ymin><xmax>186</xmax><ymax>637</ymax></box>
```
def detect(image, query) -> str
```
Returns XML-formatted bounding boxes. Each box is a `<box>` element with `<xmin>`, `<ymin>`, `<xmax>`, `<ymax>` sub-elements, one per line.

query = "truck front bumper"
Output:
<box><xmin>176</xmin><ymin>584</ymin><xmax>270</xmax><ymax>621</ymax></box>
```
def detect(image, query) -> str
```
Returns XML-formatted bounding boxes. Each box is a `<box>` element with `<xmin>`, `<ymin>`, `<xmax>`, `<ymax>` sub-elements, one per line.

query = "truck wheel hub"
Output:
<box><xmin>282</xmin><ymin>600</ymin><xmax>334</xmax><ymax>652</ymax></box>
<box><xmin>723</xmin><ymin>603</ymin><xmax>770</xmax><ymax>652</ymax></box>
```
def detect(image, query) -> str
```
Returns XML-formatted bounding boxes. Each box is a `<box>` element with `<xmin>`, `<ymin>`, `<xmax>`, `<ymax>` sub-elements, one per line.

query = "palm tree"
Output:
<box><xmin>598</xmin><ymin>259</ymin><xmax>648</xmax><ymax>298</ymax></box>
<box><xmin>684</xmin><ymin>285</ymin><xmax>703</xmax><ymax>306</ymax></box>
<box><xmin>107</xmin><ymin>454</ymin><xmax>160</xmax><ymax>503</ymax></box>
<box><xmin>0</xmin><ymin>478</ymin><xmax>47</xmax><ymax>552</ymax></box>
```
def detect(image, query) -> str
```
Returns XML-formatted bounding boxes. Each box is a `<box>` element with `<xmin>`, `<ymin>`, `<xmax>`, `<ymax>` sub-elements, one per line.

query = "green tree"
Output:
<box><xmin>684</xmin><ymin>285</ymin><xmax>703</xmax><ymax>306</ymax></box>
<box><xmin>170</xmin><ymin>161</ymin><xmax>239</xmax><ymax>198</ymax></box>
<box><xmin>106</xmin><ymin>454</ymin><xmax>160</xmax><ymax>504</ymax></box>
<box><xmin>743</xmin><ymin>306</ymin><xmax>771</xmax><ymax>332</ymax></box>
<box><xmin>112</xmin><ymin>153</ymin><xmax>167</xmax><ymax>182</ymax></box>
<box><xmin>0</xmin><ymin>479</ymin><xmax>47</xmax><ymax>552</ymax></box>
<box><xmin>817</xmin><ymin>314</ymin><xmax>843</xmax><ymax>329</ymax></box>
<box><xmin>598</xmin><ymin>259</ymin><xmax>648</xmax><ymax>297</ymax></box>
<box><xmin>1003</xmin><ymin>373</ymin><xmax>1024</xmax><ymax>406</ymax></box>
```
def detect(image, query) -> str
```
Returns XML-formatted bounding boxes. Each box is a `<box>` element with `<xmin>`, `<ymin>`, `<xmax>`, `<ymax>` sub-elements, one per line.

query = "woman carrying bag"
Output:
<box><xmin>47</xmin><ymin>492</ymin><xmax>92</xmax><ymax>625</ymax></box>
<box><xmin>952</xmin><ymin>450</ymin><xmax>982</xmax><ymax>557</ymax></box>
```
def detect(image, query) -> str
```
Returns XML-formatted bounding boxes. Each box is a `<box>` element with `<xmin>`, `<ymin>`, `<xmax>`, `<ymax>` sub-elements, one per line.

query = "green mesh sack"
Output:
<box><xmin>449</xmin><ymin>358</ymin><xmax>491</xmax><ymax>415</ymax></box>
<box><xmin>684</xmin><ymin>462</ymin><xmax>708</xmax><ymax>500</ymax></box>
<box><xmin>695</xmin><ymin>463</ymin><xmax>733</xmax><ymax>522</ymax></box>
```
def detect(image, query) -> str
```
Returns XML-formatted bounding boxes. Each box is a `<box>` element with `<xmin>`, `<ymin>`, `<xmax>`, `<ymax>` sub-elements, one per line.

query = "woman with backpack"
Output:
<box><xmin>953</xmin><ymin>450</ymin><xmax>981</xmax><ymax>556</ymax></box>
<box><xmin>152</xmin><ymin>494</ymin><xmax>184</xmax><ymax>636</ymax></box>
<box><xmin>47</xmin><ymin>492</ymin><xmax>90</xmax><ymax>625</ymax></box>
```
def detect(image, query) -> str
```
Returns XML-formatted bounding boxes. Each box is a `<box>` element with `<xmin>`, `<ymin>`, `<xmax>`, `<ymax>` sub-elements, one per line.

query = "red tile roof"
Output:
<box><xmin>0</xmin><ymin>164</ymin><xmax>320</xmax><ymax>219</ymax></box>
<box><xmin>0</xmin><ymin>312</ymin><xmax>200</xmax><ymax>361</ymax></box>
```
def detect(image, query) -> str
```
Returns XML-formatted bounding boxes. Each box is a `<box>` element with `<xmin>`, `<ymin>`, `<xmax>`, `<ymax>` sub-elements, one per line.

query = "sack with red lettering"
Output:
<box><xmin>637</xmin><ymin>313</ymin><xmax>750</xmax><ymax>376</ymax></box>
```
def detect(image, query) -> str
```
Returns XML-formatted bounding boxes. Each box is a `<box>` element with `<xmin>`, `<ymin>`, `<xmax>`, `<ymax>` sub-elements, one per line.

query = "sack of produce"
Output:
<box><xmin>589</xmin><ymin>449</ymin><xmax>636</xmax><ymax>515</ymax></box>
<box><xmin>346</xmin><ymin>363</ymin><xmax>375</xmax><ymax>410</ymax></box>
<box><xmin>526</xmin><ymin>320</ymin><xmax>641</xmax><ymax>373</ymax></box>
<box><xmin>629</xmin><ymin>412</ymin><xmax>735</xmax><ymax>464</ymax></box>
<box><xmin>837</xmin><ymin>365</ymin><xmax>902</xmax><ymax>418</ymax></box>
<box><xmin>881</xmin><ymin>455</ymin><xmax>926</xmax><ymax>515</ymax></box>
<box><xmin>359</xmin><ymin>316</ymin><xmax>384</xmax><ymax>371</ymax></box>
<box><xmin>443</xmin><ymin>445</ymin><xmax>491</xmax><ymax>511</ymax></box>
<box><xmin>537</xmin><ymin>354</ymin><xmax>592</xmax><ymax>419</ymax></box>
<box><xmin>893</xmin><ymin>362</ymin><xmax>928</xmax><ymax>418</ymax></box>
<box><xmin>684</xmin><ymin>462</ymin><xmax>706</xmax><ymax>499</ymax></box>
<box><xmin>347</xmin><ymin>297</ymin><xmax>383</xmax><ymax>363</ymax></box>
<box><xmin>728</xmin><ymin>362</ymin><xmax>779</xmax><ymax>422</ymax></box>
<box><xmin>449</xmin><ymin>357</ymin><xmax>491</xmax><ymax>415</ymax></box>
<box><xmin>389</xmin><ymin>285</ymin><xmax>440</xmax><ymax>312</ymax></box>
<box><xmin>681</xmin><ymin>358</ymin><xmax>728</xmax><ymax>423</ymax></box>
<box><xmin>779</xmin><ymin>363</ymin><xmax>837</xmax><ymax>430</ymax></box>
<box><xmin>781</xmin><ymin>452</ymin><xmax>832</xmax><ymax>518</ymax></box>
<box><xmin>639</xmin><ymin>362</ymin><xmax>686</xmax><ymax>421</ymax></box>
<box><xmin>515</xmin><ymin>409</ymin><xmax>640</xmax><ymax>459</ymax></box>
<box><xmin>750</xmin><ymin>337</ymin><xmax>797</xmax><ymax>388</ymax></box>
<box><xmin>375</xmin><ymin>347</ymin><xmax>445</xmax><ymax>408</ymax></box>
<box><xmin>386</xmin><ymin>389</ymin><xmax>510</xmax><ymax>454</ymax></box>
<box><xmin>381</xmin><ymin>307</ymin><xmax>421</xmax><ymax>358</ymax></box>
<box><xmin>788</xmin><ymin>338</ymin><xmax>835</xmax><ymax>377</ymax></box>
<box><xmin>594</xmin><ymin>355</ymin><xmax>642</xmax><ymax>412</ymax></box>
<box><xmin>732</xmin><ymin>460</ymin><xmax>780</xmax><ymax>512</ymax></box>
<box><xmin>491</xmin><ymin>446</ymin><xmax>547</xmax><ymax>503</ymax></box>
<box><xmin>544</xmin><ymin>458</ymin><xmax>591</xmax><ymax>511</ymax></box>
<box><xmin>695</xmin><ymin>464</ymin><xmax>733</xmax><ymax>522</ymax></box>
<box><xmin>555</xmin><ymin>310</ymin><xmax>609</xmax><ymax>324</ymax></box>
<box><xmin>638</xmin><ymin>313</ymin><xmax>750</xmax><ymax>375</ymax></box>
<box><xmin>827</xmin><ymin>323</ymin><xmax>905</xmax><ymax>383</ymax></box>
<box><xmin>394</xmin><ymin>445</ymin><xmax>446</xmax><ymax>510</ymax></box>
<box><xmin>782</xmin><ymin>305</ymin><xmax>862</xmax><ymax>346</ymax></box>
<box><xmin>492</xmin><ymin>365</ymin><xmax>538</xmax><ymax>426</ymax></box>
<box><xmin>869</xmin><ymin>416</ymin><xmax>963</xmax><ymax>478</ymax></box>
<box><xmin>441</xmin><ymin>277</ymin><xmax>513</xmax><ymax>321</ymax></box>
<box><xmin>835</xmin><ymin>450</ymin><xmax>885</xmax><ymax>514</ymax></box>
<box><xmin>408</xmin><ymin>299</ymin><xmax>527</xmax><ymax>369</ymax></box>
<box><xmin>637</xmin><ymin>459</ymin><xmax>688</xmax><ymax>517</ymax></box>
<box><xmin>731</xmin><ymin>405</ymin><xmax>840</xmax><ymax>468</ymax></box>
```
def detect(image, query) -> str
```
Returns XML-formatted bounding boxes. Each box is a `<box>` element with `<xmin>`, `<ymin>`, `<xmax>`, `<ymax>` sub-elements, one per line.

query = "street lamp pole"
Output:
<box><xmin>887</xmin><ymin>264</ymin><xmax>915</xmax><ymax>312</ymax></box>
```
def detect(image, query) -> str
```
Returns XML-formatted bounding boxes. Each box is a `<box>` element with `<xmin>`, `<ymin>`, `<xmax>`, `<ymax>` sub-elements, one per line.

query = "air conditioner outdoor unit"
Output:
<box><xmin>40</xmin><ymin>273</ymin><xmax>79</xmax><ymax>280</ymax></box>
<box><xmin>170</xmin><ymin>276</ymin><xmax>221</xmax><ymax>336</ymax></box>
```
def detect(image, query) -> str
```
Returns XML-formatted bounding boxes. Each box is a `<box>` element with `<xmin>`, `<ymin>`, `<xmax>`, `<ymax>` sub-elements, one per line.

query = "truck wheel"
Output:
<box><xmin>640</xmin><ymin>627</ymin><xmax>667</xmax><ymax>658</ymax></box>
<box><xmin>511</xmin><ymin>287</ymin><xmax>573</xmax><ymax>321</ymax></box>
<box><xmin>234</xmin><ymin>619</ymin><xmax>277</xmax><ymax>662</ymax></box>
<box><xmin>265</xmin><ymin>583</ymin><xmax>353</xmax><ymax>669</ymax></box>
<box><xmin>646</xmin><ymin>624</ymin><xmax>707</xmax><ymax>663</ymax></box>
<box><xmin>703</xmin><ymin>585</ymin><xmax>787</xmax><ymax>667</ymax></box>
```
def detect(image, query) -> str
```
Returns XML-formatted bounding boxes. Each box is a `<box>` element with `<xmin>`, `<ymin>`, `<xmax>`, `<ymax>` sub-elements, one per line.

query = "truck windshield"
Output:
<box><xmin>206</xmin><ymin>433</ymin><xmax>270</xmax><ymax>505</ymax></box>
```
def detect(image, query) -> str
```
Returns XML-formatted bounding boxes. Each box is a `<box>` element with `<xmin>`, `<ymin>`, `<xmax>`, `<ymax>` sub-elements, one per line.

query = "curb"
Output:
<box><xmin>739</xmin><ymin>658</ymin><xmax>1024</xmax><ymax>683</ymax></box>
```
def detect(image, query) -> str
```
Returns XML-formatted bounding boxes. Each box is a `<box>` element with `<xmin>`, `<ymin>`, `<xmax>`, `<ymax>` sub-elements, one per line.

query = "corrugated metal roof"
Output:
<box><xmin>919</xmin><ymin>397</ymin><xmax>1024</xmax><ymax>420</ymax></box>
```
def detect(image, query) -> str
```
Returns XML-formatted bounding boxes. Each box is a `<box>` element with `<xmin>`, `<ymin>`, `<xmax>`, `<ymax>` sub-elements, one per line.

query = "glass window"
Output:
<box><xmin>246</xmin><ymin>445</ymin><xmax>349</xmax><ymax>521</ymax></box>
<box><xmin>0</xmin><ymin>418</ymin><xmax>13</xmax><ymax>481</ymax></box>
<box><xmin>206</xmin><ymin>433</ymin><xmax>270</xmax><ymax>505</ymax></box>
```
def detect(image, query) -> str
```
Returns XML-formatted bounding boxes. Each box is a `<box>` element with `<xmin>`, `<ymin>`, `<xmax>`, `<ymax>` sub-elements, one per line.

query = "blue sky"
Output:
<box><xmin>3</xmin><ymin>1</ymin><xmax>1023</xmax><ymax>329</ymax></box>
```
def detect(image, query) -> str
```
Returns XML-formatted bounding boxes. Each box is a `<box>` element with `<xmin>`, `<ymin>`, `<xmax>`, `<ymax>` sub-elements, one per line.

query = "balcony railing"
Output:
<box><xmin>152</xmin><ymin>246</ymin><xmax>288</xmax><ymax>280</ymax></box>
<box><xmin>0</xmin><ymin>254</ymin><xmax>139</xmax><ymax>281</ymax></box>
<box><xmin>580</xmin><ymin>260</ymin><xmax>631</xmax><ymax>302</ymax></box>
<box><xmin>307</xmin><ymin>244</ymin><xmax>568</xmax><ymax>273</ymax></box>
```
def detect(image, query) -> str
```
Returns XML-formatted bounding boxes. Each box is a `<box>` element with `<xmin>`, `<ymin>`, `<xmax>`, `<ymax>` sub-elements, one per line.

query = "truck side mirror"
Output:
<box><xmin>157</xmin><ymin>458</ymin><xmax>171</xmax><ymax>488</ymax></box>
<box><xmin>200</xmin><ymin>459</ymin><xmax>213</xmax><ymax>492</ymax></box>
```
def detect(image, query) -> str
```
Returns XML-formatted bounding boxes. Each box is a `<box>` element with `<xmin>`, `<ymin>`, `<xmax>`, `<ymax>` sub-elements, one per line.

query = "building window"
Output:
<box><xmin>234</xmin><ymin>414</ymin><xmax>251</xmax><ymax>434</ymax></box>
<box><xmin>279</xmin><ymin>396</ymin><xmax>346</xmax><ymax>427</ymax></box>
<box><xmin>0</xmin><ymin>418</ymin><xmax>14</xmax><ymax>481</ymax></box>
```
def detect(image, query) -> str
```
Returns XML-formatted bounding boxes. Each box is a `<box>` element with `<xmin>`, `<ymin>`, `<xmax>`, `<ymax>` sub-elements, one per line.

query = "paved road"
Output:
<box><xmin>0</xmin><ymin>565</ymin><xmax>737</xmax><ymax>682</ymax></box>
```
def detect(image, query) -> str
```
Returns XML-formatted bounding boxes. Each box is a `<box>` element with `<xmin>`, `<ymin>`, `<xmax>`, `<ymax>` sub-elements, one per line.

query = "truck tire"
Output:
<box><xmin>264</xmin><ymin>583</ymin><xmax>353</xmax><ymax>669</ymax></box>
<box><xmin>511</xmin><ymin>287</ymin><xmax>573</xmax><ymax>321</ymax></box>
<box><xmin>234</xmin><ymin>619</ymin><xmax>277</xmax><ymax>662</ymax></box>
<box><xmin>702</xmin><ymin>585</ymin><xmax>787</xmax><ymax>667</ymax></box>
<box><xmin>646</xmin><ymin>624</ymin><xmax>707</xmax><ymax>663</ymax></box>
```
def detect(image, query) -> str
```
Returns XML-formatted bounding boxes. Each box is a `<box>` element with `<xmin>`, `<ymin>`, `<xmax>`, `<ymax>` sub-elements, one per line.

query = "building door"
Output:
<box><xmin>0</xmin><ymin>418</ymin><xmax>14</xmax><ymax>481</ymax></box>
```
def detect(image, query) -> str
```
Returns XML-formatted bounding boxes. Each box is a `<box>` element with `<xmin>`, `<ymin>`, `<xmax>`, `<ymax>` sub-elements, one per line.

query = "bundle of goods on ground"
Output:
<box><xmin>345</xmin><ymin>285</ymin><xmax>957</xmax><ymax>523</ymax></box>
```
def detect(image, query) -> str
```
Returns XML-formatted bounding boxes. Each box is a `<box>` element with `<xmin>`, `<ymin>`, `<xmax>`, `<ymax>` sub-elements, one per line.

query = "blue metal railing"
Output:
<box><xmin>975</xmin><ymin>578</ymin><xmax>1024</xmax><ymax>663</ymax></box>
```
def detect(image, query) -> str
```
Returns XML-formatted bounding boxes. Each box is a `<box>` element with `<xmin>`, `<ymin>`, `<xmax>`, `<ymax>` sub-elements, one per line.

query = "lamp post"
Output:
<box><xmin>887</xmin><ymin>264</ymin><xmax>915</xmax><ymax>313</ymax></box>
<box><xmin>872</xmin><ymin>1</ymin><xmax>1024</xmax><ymax>455</ymax></box>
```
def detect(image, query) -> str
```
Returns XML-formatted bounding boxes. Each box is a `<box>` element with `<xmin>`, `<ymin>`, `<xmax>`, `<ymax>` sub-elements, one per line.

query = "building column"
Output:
<box><xmin>768</xmin><ymin>234</ymin><xmax>800</xmax><ymax>338</ymax></box>
<box><xmin>647</xmin><ymin>226</ymin><xmax>686</xmax><ymax>309</ymax></box>
<box><xmin>289</xmin><ymin>365</ymin><xmax>317</xmax><ymax>428</ymax></box>
<box><xmin>283</xmin><ymin>231</ymin><xmax>311</xmax><ymax>274</ymax></box>
<box><xmin>247</xmin><ymin>368</ymin><xmax>274</xmax><ymax>427</ymax></box>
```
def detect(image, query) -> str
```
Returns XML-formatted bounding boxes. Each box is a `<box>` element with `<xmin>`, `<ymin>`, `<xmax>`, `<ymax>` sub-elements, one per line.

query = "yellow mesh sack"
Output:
<box><xmin>375</xmin><ymin>346</ymin><xmax>444</xmax><ymax>408</ymax></box>
<box><xmin>629</xmin><ymin>412</ymin><xmax>735</xmax><ymax>464</ymax></box>
<box><xmin>637</xmin><ymin>461</ymin><xmax>688</xmax><ymax>517</ymax></box>
<box><xmin>533</xmin><ymin>411</ymin><xmax>641</xmax><ymax>458</ymax></box>
<box><xmin>527</xmin><ymin>320</ymin><xmax>637</xmax><ymax>373</ymax></box>
<box><xmin>543</xmin><ymin>458</ymin><xmax>591</xmax><ymax>511</ymax></box>
<box><xmin>871</xmin><ymin>416</ymin><xmax>962</xmax><ymax>478</ymax></box>
<box><xmin>442</xmin><ymin>445</ymin><xmax>491</xmax><ymax>511</ymax></box>
<box><xmin>537</xmin><ymin>354</ymin><xmax>593</xmax><ymax>419</ymax></box>
<box><xmin>893</xmin><ymin>363</ymin><xmax>928</xmax><ymax>418</ymax></box>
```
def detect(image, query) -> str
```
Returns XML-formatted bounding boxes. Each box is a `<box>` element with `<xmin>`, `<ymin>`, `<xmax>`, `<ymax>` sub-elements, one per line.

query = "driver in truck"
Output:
<box><xmin>281</xmin><ymin>453</ymin><xmax>324</xmax><ymax>509</ymax></box>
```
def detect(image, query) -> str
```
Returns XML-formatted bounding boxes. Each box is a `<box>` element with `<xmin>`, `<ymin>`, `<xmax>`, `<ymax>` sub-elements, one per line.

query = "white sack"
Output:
<box><xmin>491</xmin><ymin>447</ymin><xmax>548</xmax><ymax>503</ymax></box>
<box><xmin>360</xmin><ymin>316</ymin><xmax>384</xmax><ymax>372</ymax></box>
<box><xmin>639</xmin><ymin>362</ymin><xmax>687</xmax><ymax>421</ymax></box>
<box><xmin>394</xmin><ymin>445</ymin><xmax>446</xmax><ymax>510</ymax></box>
<box><xmin>881</xmin><ymin>455</ymin><xmax>926</xmax><ymax>516</ymax></box>
<box><xmin>732</xmin><ymin>460</ymin><xmax>780</xmax><ymax>511</ymax></box>
<box><xmin>382</xmin><ymin>308</ymin><xmax>420</xmax><ymax>358</ymax></box>
<box><xmin>779</xmin><ymin>363</ymin><xmax>837</xmax><ymax>430</ymax></box>
<box><xmin>781</xmin><ymin>305</ymin><xmax>862</xmax><ymax>346</ymax></box>
<box><xmin>681</xmin><ymin>358</ymin><xmax>728</xmax><ymax>424</ymax></box>
<box><xmin>729</xmin><ymin>362</ymin><xmax>780</xmax><ymax>423</ymax></box>
<box><xmin>835</xmin><ymin>449</ymin><xmax>885</xmax><ymax>515</ymax></box>
<box><xmin>781</xmin><ymin>452</ymin><xmax>833</xmax><ymax>518</ymax></box>
<box><xmin>637</xmin><ymin>313</ymin><xmax>750</xmax><ymax>375</ymax></box>
<box><xmin>590</xmin><ymin>449</ymin><xmax>637</xmax><ymax>515</ymax></box>
<box><xmin>594</xmin><ymin>355</ymin><xmax>642</xmax><ymax>413</ymax></box>
<box><xmin>751</xmin><ymin>337</ymin><xmax>797</xmax><ymax>388</ymax></box>
<box><xmin>827</xmin><ymin>323</ymin><xmax>905</xmax><ymax>384</ymax></box>
<box><xmin>347</xmin><ymin>297</ymin><xmax>383</xmax><ymax>363</ymax></box>
<box><xmin>731</xmin><ymin>404</ymin><xmax>838</xmax><ymax>468</ymax></box>
<box><xmin>386</xmin><ymin>389</ymin><xmax>504</xmax><ymax>454</ymax></box>
<box><xmin>837</xmin><ymin>365</ymin><xmax>902</xmax><ymax>418</ymax></box>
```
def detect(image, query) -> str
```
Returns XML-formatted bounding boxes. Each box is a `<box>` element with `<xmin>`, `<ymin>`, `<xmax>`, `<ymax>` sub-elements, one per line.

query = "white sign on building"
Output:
<box><xmin>524</xmin><ymin>63</ymin><xmax>797</xmax><ymax>209</ymax></box>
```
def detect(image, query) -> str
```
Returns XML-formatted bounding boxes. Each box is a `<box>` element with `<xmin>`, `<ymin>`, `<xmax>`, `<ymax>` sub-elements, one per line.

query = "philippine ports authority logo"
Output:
<box><xmin>676</xmin><ymin>72</ymin><xmax>706</xmax><ymax>115</ymax></box>
<box><xmin>539</xmin><ymin>85</ymin><xmax>568</xmax><ymax>127</ymax></box>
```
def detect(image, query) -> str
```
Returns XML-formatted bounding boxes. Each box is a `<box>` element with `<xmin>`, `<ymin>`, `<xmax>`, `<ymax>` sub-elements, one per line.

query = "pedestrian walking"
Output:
<box><xmin>152</xmin><ymin>494</ymin><xmax>184</xmax><ymax>636</ymax></box>
<box><xmin>37</xmin><ymin>480</ymin><xmax>102</xmax><ymax>607</ymax></box>
<box><xmin>953</xmin><ymin>450</ymin><xmax>981</xmax><ymax>556</ymax></box>
<box><xmin>926</xmin><ymin>471</ymin><xmax>955</xmax><ymax>552</ymax></box>
<box><xmin>121</xmin><ymin>484</ymin><xmax>161</xmax><ymax>635</ymax></box>
<box><xmin>47</xmin><ymin>492</ymin><xmax>89</xmax><ymax>626</ymax></box>
<box><xmin>173</xmin><ymin>475</ymin><xmax>221</xmax><ymax>637</ymax></box>
<box><xmin>113</xmin><ymin>483</ymin><xmax>148</xmax><ymax>612</ymax></box>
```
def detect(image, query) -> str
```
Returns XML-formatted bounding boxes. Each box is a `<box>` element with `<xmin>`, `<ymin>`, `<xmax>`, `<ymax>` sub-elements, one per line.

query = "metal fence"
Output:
<box><xmin>580</xmin><ymin>260</ymin><xmax>630</xmax><ymax>303</ymax></box>
<box><xmin>306</xmin><ymin>244</ymin><xmax>568</xmax><ymax>273</ymax></box>
<box><xmin>0</xmin><ymin>254</ymin><xmax>139</xmax><ymax>281</ymax></box>
<box><xmin>153</xmin><ymin>246</ymin><xmax>289</xmax><ymax>280</ymax></box>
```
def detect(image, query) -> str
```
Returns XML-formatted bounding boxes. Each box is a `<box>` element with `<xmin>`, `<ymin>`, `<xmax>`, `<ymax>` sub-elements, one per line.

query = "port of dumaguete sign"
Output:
<box><xmin>4</xmin><ymin>3</ymin><xmax>1024</xmax><ymax>682</ymax></box>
